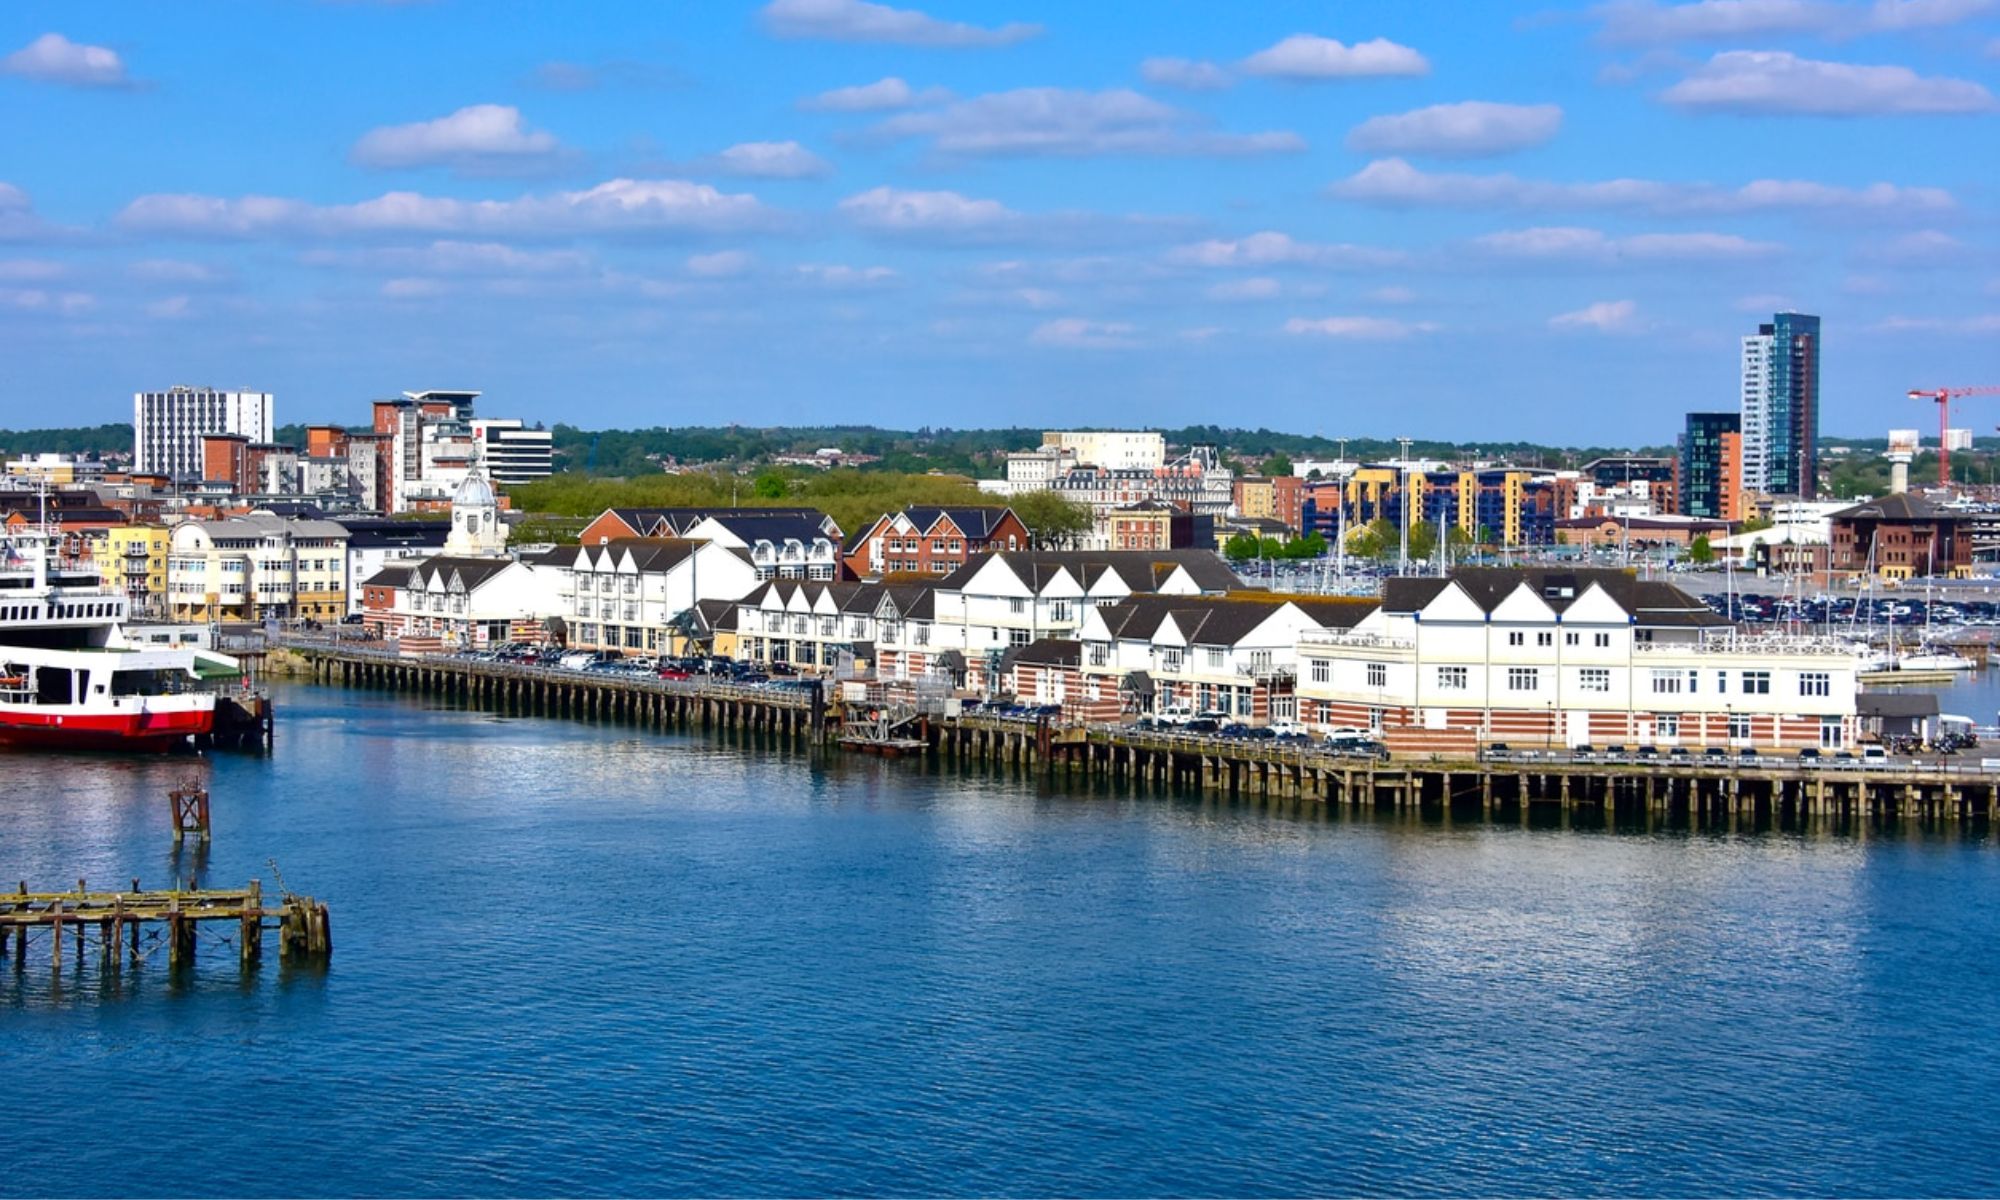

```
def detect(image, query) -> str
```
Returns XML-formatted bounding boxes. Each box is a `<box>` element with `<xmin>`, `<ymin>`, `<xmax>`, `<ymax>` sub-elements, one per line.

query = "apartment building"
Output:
<box><xmin>732</xmin><ymin>578</ymin><xmax>943</xmax><ymax>671</ymax></box>
<box><xmin>555</xmin><ymin>537</ymin><xmax>761</xmax><ymax>655</ymax></box>
<box><xmin>133</xmin><ymin>386</ymin><xmax>274</xmax><ymax>480</ymax></box>
<box><xmin>842</xmin><ymin>506</ymin><xmax>1030</xmax><ymax>578</ymax></box>
<box><xmin>167</xmin><ymin>513</ymin><xmax>351</xmax><ymax>621</ymax></box>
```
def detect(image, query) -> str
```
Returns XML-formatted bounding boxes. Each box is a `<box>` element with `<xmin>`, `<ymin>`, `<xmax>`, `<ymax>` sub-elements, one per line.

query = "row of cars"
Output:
<box><xmin>443</xmin><ymin>644</ymin><xmax>819</xmax><ymax>693</ymax></box>
<box><xmin>1486</xmin><ymin>741</ymin><xmax>1895</xmax><ymax>768</ymax></box>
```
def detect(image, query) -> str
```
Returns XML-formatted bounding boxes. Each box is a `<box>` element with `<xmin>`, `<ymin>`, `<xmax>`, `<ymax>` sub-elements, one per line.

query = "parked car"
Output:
<box><xmin>1184</xmin><ymin>718</ymin><xmax>1220</xmax><ymax>734</ymax></box>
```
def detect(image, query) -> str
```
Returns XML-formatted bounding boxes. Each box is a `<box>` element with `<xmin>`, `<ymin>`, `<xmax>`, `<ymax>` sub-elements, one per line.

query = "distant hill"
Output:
<box><xmin>0</xmin><ymin>424</ymin><xmax>133</xmax><ymax>457</ymax></box>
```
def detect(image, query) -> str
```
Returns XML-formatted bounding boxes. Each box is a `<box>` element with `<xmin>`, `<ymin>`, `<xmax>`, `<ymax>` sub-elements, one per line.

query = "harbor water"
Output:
<box><xmin>5</xmin><ymin>682</ymin><xmax>2000</xmax><ymax>1197</ymax></box>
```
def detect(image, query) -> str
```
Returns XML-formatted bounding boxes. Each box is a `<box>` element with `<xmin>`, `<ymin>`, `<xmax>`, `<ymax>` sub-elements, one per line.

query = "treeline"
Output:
<box><xmin>548</xmin><ymin>424</ymin><xmax>1045</xmax><ymax>478</ymax></box>
<box><xmin>0</xmin><ymin>424</ymin><xmax>134</xmax><ymax>456</ymax></box>
<box><xmin>510</xmin><ymin>467</ymin><xmax>1000</xmax><ymax>537</ymax></box>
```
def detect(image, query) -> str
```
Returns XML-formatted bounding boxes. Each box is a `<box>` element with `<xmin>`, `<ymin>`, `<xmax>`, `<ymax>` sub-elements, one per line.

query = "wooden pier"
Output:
<box><xmin>0</xmin><ymin>879</ymin><xmax>330</xmax><ymax>971</ymax></box>
<box><xmin>285</xmin><ymin>644</ymin><xmax>2000</xmax><ymax>823</ymax></box>
<box><xmin>290</xmin><ymin>645</ymin><xmax>826</xmax><ymax>741</ymax></box>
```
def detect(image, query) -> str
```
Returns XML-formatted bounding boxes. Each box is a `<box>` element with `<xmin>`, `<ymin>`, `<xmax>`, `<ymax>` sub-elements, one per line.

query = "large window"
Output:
<box><xmin>1160</xmin><ymin>648</ymin><xmax>1183</xmax><ymax>672</ymax></box>
<box><xmin>1651</xmin><ymin>669</ymin><xmax>1683</xmax><ymax>695</ymax></box>
<box><xmin>1728</xmin><ymin>714</ymin><xmax>1751</xmax><ymax>741</ymax></box>
<box><xmin>1009</xmin><ymin>598</ymin><xmax>1027</xmax><ymax>616</ymax></box>
<box><xmin>1206</xmin><ymin>647</ymin><xmax>1225</xmax><ymax>668</ymax></box>
<box><xmin>1579</xmin><ymin>667</ymin><xmax>1610</xmax><ymax>692</ymax></box>
<box><xmin>1309</xmin><ymin>659</ymin><xmax>1329</xmax><ymax>684</ymax></box>
<box><xmin>1507</xmin><ymin>667</ymin><xmax>1538</xmax><ymax>691</ymax></box>
<box><xmin>1437</xmin><ymin>665</ymin><xmax>1468</xmax><ymax>690</ymax></box>
<box><xmin>1741</xmin><ymin>670</ymin><xmax>1771</xmax><ymax>695</ymax></box>
<box><xmin>1799</xmin><ymin>672</ymin><xmax>1830</xmax><ymax>697</ymax></box>
<box><xmin>1367</xmin><ymin>662</ymin><xmax>1388</xmax><ymax>688</ymax></box>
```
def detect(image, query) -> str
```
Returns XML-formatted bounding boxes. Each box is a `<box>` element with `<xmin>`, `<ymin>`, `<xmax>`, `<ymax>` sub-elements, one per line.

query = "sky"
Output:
<box><xmin>0</xmin><ymin>0</ymin><xmax>1995</xmax><ymax>443</ymax></box>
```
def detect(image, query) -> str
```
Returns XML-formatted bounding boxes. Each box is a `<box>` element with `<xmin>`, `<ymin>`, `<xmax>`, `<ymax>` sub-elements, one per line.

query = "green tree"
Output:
<box><xmin>751</xmin><ymin>471</ymin><xmax>789</xmax><ymax>499</ymax></box>
<box><xmin>1283</xmin><ymin>531</ymin><xmax>1327</xmax><ymax>559</ymax></box>
<box><xmin>1739</xmin><ymin>515</ymin><xmax>1774</xmax><ymax>533</ymax></box>
<box><xmin>1688</xmin><ymin>534</ymin><xmax>1716</xmax><ymax>564</ymax></box>
<box><xmin>1012</xmin><ymin>490</ymin><xmax>1094</xmax><ymax>549</ymax></box>
<box><xmin>1407</xmin><ymin>520</ymin><xmax>1438</xmax><ymax>563</ymax></box>
<box><xmin>1258</xmin><ymin>454</ymin><xmax>1293</xmax><ymax>477</ymax></box>
<box><xmin>1224</xmin><ymin>532</ymin><xmax>1261</xmax><ymax>560</ymax></box>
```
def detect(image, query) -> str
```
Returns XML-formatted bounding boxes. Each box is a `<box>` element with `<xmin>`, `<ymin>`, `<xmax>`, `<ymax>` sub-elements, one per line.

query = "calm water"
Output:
<box><xmin>5</xmin><ymin>683</ymin><xmax>2000</xmax><ymax>1197</ymax></box>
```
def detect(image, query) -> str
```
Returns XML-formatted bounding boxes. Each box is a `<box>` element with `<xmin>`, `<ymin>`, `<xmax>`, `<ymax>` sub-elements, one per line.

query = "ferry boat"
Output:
<box><xmin>0</xmin><ymin>529</ymin><xmax>240</xmax><ymax>751</ymax></box>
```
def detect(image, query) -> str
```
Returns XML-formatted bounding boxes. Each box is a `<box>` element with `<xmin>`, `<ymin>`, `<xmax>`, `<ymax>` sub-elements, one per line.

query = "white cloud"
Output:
<box><xmin>0</xmin><ymin>182</ymin><xmax>61</xmax><ymax>241</ymax></box>
<box><xmin>1141</xmin><ymin>57</ymin><xmax>1232</xmax><ymax>90</ymax></box>
<box><xmin>1734</xmin><ymin>291</ymin><xmax>1795</xmax><ymax>311</ymax></box>
<box><xmin>0</xmin><ymin>259</ymin><xmax>65</xmax><ymax>282</ymax></box>
<box><xmin>1169</xmin><ymin>231</ymin><xmax>1405</xmax><ymax>269</ymax></box>
<box><xmin>1867</xmin><ymin>312</ymin><xmax>2000</xmax><ymax>333</ymax></box>
<box><xmin>1661</xmin><ymin>51</ymin><xmax>1995</xmax><ymax>115</ymax></box>
<box><xmin>1473</xmin><ymin>225</ymin><xmax>1782</xmax><ymax>261</ymax></box>
<box><xmin>1240</xmin><ymin>34</ymin><xmax>1429</xmax><ymax>79</ymax></box>
<box><xmin>1</xmin><ymin>33</ymin><xmax>133</xmax><ymax>88</ymax></box>
<box><xmin>708</xmin><ymin>141</ymin><xmax>832</xmax><ymax>178</ymax></box>
<box><xmin>686</xmin><ymin>250</ymin><xmax>753</xmax><ymax>277</ymax></box>
<box><xmin>0</xmin><ymin>287</ymin><xmax>92</xmax><ymax>314</ymax></box>
<box><xmin>1550</xmin><ymin>299</ymin><xmax>1643</xmax><ymax>332</ymax></box>
<box><xmin>145</xmin><ymin>295</ymin><xmax>193</xmax><ymax>320</ymax></box>
<box><xmin>871</xmin><ymin>87</ymin><xmax>1303</xmax><ymax>157</ymax></box>
<box><xmin>1593</xmin><ymin>0</ymin><xmax>1997</xmax><ymax>43</ymax></box>
<box><xmin>1862</xmin><ymin>228</ymin><xmax>1969</xmax><ymax>264</ymax></box>
<box><xmin>381</xmin><ymin>277</ymin><xmax>449</xmax><ymax>299</ymax></box>
<box><xmin>800</xmin><ymin>76</ymin><xmax>948</xmax><ymax>111</ymax></box>
<box><xmin>795</xmin><ymin>263</ymin><xmax>899</xmax><ymax>287</ymax></box>
<box><xmin>1282</xmin><ymin>315</ymin><xmax>1436</xmax><ymax>339</ymax></box>
<box><xmin>1370</xmin><ymin>285</ymin><xmax>1418</xmax><ymax>303</ymax></box>
<box><xmin>351</xmin><ymin>105</ymin><xmax>567</xmax><ymax>173</ymax></box>
<box><xmin>1346</xmin><ymin>102</ymin><xmax>1563</xmax><ymax>158</ymax></box>
<box><xmin>1030</xmin><ymin>317</ymin><xmax>1137</xmax><ymax>349</ymax></box>
<box><xmin>838</xmin><ymin>185</ymin><xmax>1018</xmax><ymax>238</ymax></box>
<box><xmin>1330</xmin><ymin>157</ymin><xmax>1954</xmax><ymax>216</ymax></box>
<box><xmin>118</xmin><ymin>178</ymin><xmax>775</xmax><ymax>239</ymax></box>
<box><xmin>1206</xmin><ymin>277</ymin><xmax>1283</xmax><ymax>301</ymax></box>
<box><xmin>759</xmin><ymin>0</ymin><xmax>1040</xmax><ymax>47</ymax></box>
<box><xmin>302</xmin><ymin>240</ymin><xmax>593</xmax><ymax>276</ymax></box>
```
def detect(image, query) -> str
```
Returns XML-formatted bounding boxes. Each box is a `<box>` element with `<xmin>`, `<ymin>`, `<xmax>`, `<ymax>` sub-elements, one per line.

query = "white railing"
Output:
<box><xmin>1634</xmin><ymin>637</ymin><xmax>1863</xmax><ymax>658</ymax></box>
<box><xmin>1299</xmin><ymin>630</ymin><xmax>1415</xmax><ymax>650</ymax></box>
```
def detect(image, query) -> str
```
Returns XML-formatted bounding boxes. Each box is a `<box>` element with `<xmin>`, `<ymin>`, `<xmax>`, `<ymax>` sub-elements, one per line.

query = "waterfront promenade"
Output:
<box><xmin>283</xmin><ymin>640</ymin><xmax>2000</xmax><ymax>822</ymax></box>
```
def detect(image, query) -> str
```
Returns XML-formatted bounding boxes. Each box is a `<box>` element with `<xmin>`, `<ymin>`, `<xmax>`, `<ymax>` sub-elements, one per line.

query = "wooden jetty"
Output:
<box><xmin>0</xmin><ymin>879</ymin><xmax>330</xmax><ymax>971</ymax></box>
<box><xmin>285</xmin><ymin>642</ymin><xmax>2000</xmax><ymax>822</ymax></box>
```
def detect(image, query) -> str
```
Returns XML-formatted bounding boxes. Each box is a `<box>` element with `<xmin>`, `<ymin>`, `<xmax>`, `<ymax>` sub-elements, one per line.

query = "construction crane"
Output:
<box><xmin>1909</xmin><ymin>386</ymin><xmax>2000</xmax><ymax>485</ymax></box>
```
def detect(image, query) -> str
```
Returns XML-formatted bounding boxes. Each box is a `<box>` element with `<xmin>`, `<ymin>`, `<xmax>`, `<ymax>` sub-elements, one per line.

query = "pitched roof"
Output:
<box><xmin>1384</xmin><ymin>566</ymin><xmax>1728</xmax><ymax>628</ymax></box>
<box><xmin>592</xmin><ymin>537</ymin><xmax>700</xmax><ymax>573</ymax></box>
<box><xmin>1007</xmin><ymin>637</ymin><xmax>1081</xmax><ymax>668</ymax></box>
<box><xmin>937</xmin><ymin>549</ymin><xmax>1242</xmax><ymax>594</ymax></box>
<box><xmin>409</xmin><ymin>555</ymin><xmax>517</xmax><ymax>591</ymax></box>
<box><xmin>1832</xmin><ymin>492</ymin><xmax>1960</xmax><ymax>523</ymax></box>
<box><xmin>902</xmin><ymin>505</ymin><xmax>1016</xmax><ymax>539</ymax></box>
<box><xmin>361</xmin><ymin>565</ymin><xmax>415</xmax><ymax>588</ymax></box>
<box><xmin>1093</xmin><ymin>592</ymin><xmax>1373</xmax><ymax>646</ymax></box>
<box><xmin>605</xmin><ymin>506</ymin><xmax>824</xmax><ymax>536</ymax></box>
<box><xmin>701</xmin><ymin>513</ymin><xmax>834</xmax><ymax>544</ymax></box>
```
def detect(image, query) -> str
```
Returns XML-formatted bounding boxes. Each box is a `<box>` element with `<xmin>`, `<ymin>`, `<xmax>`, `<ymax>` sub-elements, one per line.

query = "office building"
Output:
<box><xmin>1679</xmin><ymin>412</ymin><xmax>1741</xmax><ymax>521</ymax></box>
<box><xmin>471</xmin><ymin>419</ymin><xmax>554</xmax><ymax>486</ymax></box>
<box><xmin>1740</xmin><ymin>312</ymin><xmax>1820</xmax><ymax>498</ymax></box>
<box><xmin>133</xmin><ymin>386</ymin><xmax>274</xmax><ymax>480</ymax></box>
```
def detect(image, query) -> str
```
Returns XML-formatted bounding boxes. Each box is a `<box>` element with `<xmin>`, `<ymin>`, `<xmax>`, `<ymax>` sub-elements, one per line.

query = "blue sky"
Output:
<box><xmin>0</xmin><ymin>0</ymin><xmax>1995</xmax><ymax>442</ymax></box>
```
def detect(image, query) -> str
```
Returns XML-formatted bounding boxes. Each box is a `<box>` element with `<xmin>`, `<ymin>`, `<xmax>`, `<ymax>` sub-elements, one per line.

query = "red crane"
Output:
<box><xmin>1909</xmin><ymin>386</ymin><xmax>2000</xmax><ymax>485</ymax></box>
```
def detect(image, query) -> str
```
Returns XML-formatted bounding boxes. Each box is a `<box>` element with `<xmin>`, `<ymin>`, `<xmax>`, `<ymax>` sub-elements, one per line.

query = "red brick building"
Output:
<box><xmin>841</xmin><ymin>506</ymin><xmax>1029</xmax><ymax>579</ymax></box>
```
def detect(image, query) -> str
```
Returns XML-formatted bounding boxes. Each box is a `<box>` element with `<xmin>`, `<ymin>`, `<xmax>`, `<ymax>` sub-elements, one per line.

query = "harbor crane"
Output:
<box><xmin>1909</xmin><ymin>385</ymin><xmax>2000</xmax><ymax>485</ymax></box>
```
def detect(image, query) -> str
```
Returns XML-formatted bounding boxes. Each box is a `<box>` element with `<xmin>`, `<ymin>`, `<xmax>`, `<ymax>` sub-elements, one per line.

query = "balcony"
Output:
<box><xmin>1299</xmin><ymin>629</ymin><xmax>1415</xmax><ymax>650</ymax></box>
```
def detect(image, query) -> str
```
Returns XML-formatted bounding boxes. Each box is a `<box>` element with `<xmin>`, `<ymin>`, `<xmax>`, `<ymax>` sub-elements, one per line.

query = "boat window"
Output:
<box><xmin>35</xmin><ymin>669</ymin><xmax>72</xmax><ymax>706</ymax></box>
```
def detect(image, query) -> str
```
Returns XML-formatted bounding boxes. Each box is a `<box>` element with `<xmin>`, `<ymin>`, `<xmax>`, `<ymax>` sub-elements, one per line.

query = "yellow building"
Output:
<box><xmin>103</xmin><ymin>524</ymin><xmax>172</xmax><ymax>618</ymax></box>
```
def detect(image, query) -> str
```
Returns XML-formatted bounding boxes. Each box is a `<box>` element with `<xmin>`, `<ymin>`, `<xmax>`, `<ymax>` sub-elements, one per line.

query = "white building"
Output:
<box><xmin>376</xmin><ymin>557</ymin><xmax>561</xmax><ymax>650</ymax></box>
<box><xmin>732</xmin><ymin>579</ymin><xmax>940</xmax><ymax>671</ymax></box>
<box><xmin>1293</xmin><ymin>567</ymin><xmax>1861</xmax><ymax>751</ymax></box>
<box><xmin>134</xmin><ymin>386</ymin><xmax>274</xmax><ymax>480</ymax></box>
<box><xmin>1740</xmin><ymin>330</ymin><xmax>1773</xmax><ymax>494</ymax></box>
<box><xmin>682</xmin><ymin>513</ymin><xmax>842</xmax><ymax>581</ymax></box>
<box><xmin>167</xmin><ymin>512</ymin><xmax>349</xmax><ymax>622</ymax></box>
<box><xmin>1044</xmin><ymin>430</ymin><xmax>1166</xmax><ymax>471</ymax></box>
<box><xmin>554</xmin><ymin>537</ymin><xmax>760</xmax><ymax>654</ymax></box>
<box><xmin>443</xmin><ymin>473</ymin><xmax>509</xmax><ymax>556</ymax></box>
<box><xmin>472</xmin><ymin>418</ymin><xmax>554</xmax><ymax>486</ymax></box>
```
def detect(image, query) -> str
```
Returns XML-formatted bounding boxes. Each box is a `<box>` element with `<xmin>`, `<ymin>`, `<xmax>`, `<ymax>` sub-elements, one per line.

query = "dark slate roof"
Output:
<box><xmin>258</xmin><ymin>502</ymin><xmax>328</xmax><ymax>519</ymax></box>
<box><xmin>692</xmin><ymin>598</ymin><xmax>735</xmax><ymax>630</ymax></box>
<box><xmin>361</xmin><ymin>565</ymin><xmax>415</xmax><ymax>588</ymax></box>
<box><xmin>607</xmin><ymin>506</ymin><xmax>825</xmax><ymax>537</ymax></box>
<box><xmin>1383</xmin><ymin>567</ymin><xmax>1729</xmax><ymax>628</ymax></box>
<box><xmin>524</xmin><ymin>544</ymin><xmax>584</xmax><ymax>567</ymax></box>
<box><xmin>704</xmin><ymin>513</ymin><xmax>833</xmax><ymax>545</ymax></box>
<box><xmin>1832</xmin><ymin>493</ymin><xmax>1959</xmax><ymax>523</ymax></box>
<box><xmin>1858</xmin><ymin>692</ymin><xmax>1941</xmax><ymax>718</ymax></box>
<box><xmin>410</xmin><ymin>555</ymin><xmax>516</xmax><ymax>591</ymax></box>
<box><xmin>904</xmin><ymin>506</ymin><xmax>1015</xmax><ymax>539</ymax></box>
<box><xmin>1007</xmin><ymin>637</ymin><xmax>1081</xmax><ymax>668</ymax></box>
<box><xmin>337</xmin><ymin>517</ymin><xmax>451</xmax><ymax>549</ymax></box>
<box><xmin>595</xmin><ymin>537</ymin><xmax>700</xmax><ymax>573</ymax></box>
<box><xmin>937</xmin><ymin>549</ymin><xmax>1242</xmax><ymax>594</ymax></box>
<box><xmin>1094</xmin><ymin>593</ymin><xmax>1373</xmax><ymax>647</ymax></box>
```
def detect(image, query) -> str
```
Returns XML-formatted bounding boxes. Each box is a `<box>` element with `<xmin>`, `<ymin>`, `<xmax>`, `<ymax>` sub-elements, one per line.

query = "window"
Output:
<box><xmin>1206</xmin><ymin>647</ymin><xmax>1225</xmax><ymax>668</ymax></box>
<box><xmin>1657</xmin><ymin>713</ymin><xmax>1680</xmax><ymax>738</ymax></box>
<box><xmin>1437</xmin><ymin>665</ymin><xmax>1468</xmax><ymax>690</ymax></box>
<box><xmin>1309</xmin><ymin>659</ymin><xmax>1329</xmax><ymax>684</ymax></box>
<box><xmin>1049</xmin><ymin>601</ymin><xmax>1073</xmax><ymax>623</ymax></box>
<box><xmin>1579</xmin><ymin>667</ymin><xmax>1610</xmax><ymax>692</ymax></box>
<box><xmin>1651</xmin><ymin>669</ymin><xmax>1683</xmax><ymax>694</ymax></box>
<box><xmin>1009</xmin><ymin>598</ymin><xmax>1027</xmax><ymax>616</ymax></box>
<box><xmin>1715</xmin><ymin>671</ymin><xmax>1728</xmax><ymax>694</ymax></box>
<box><xmin>1507</xmin><ymin>667</ymin><xmax>1538</xmax><ymax>691</ymax></box>
<box><xmin>1507</xmin><ymin>631</ymin><xmax>1524</xmax><ymax>646</ymax></box>
<box><xmin>1008</xmin><ymin>628</ymin><xmax>1031</xmax><ymax>647</ymax></box>
<box><xmin>1741</xmin><ymin>670</ymin><xmax>1771</xmax><ymax>695</ymax></box>
<box><xmin>1160</xmin><ymin>648</ymin><xmax>1183</xmax><ymax>673</ymax></box>
<box><xmin>1088</xmin><ymin>642</ymin><xmax>1109</xmax><ymax>667</ymax></box>
<box><xmin>1367</xmin><ymin>662</ymin><xmax>1388</xmax><ymax>688</ymax></box>
<box><xmin>1800</xmin><ymin>672</ymin><xmax>1830</xmax><ymax>697</ymax></box>
<box><xmin>1565</xmin><ymin>632</ymin><xmax>1579</xmax><ymax>646</ymax></box>
<box><xmin>1250</xmin><ymin>650</ymin><xmax>1273</xmax><ymax>674</ymax></box>
<box><xmin>1728</xmin><ymin>714</ymin><xmax>1751</xmax><ymax>741</ymax></box>
<box><xmin>1536</xmin><ymin>631</ymin><xmax>1553</xmax><ymax>647</ymax></box>
<box><xmin>913</xmin><ymin>624</ymin><xmax>930</xmax><ymax>646</ymax></box>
